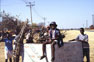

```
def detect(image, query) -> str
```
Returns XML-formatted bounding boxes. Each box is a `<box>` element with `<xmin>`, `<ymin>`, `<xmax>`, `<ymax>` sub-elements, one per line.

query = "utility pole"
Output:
<box><xmin>26</xmin><ymin>2</ymin><xmax>35</xmax><ymax>25</ymax></box>
<box><xmin>86</xmin><ymin>20</ymin><xmax>88</xmax><ymax>28</ymax></box>
<box><xmin>92</xmin><ymin>14</ymin><xmax>94</xmax><ymax>26</ymax></box>
<box><xmin>0</xmin><ymin>0</ymin><xmax>1</xmax><ymax>16</ymax></box>
<box><xmin>83</xmin><ymin>24</ymin><xmax>84</xmax><ymax>28</ymax></box>
<box><xmin>43</xmin><ymin>17</ymin><xmax>46</xmax><ymax>26</ymax></box>
<box><xmin>0</xmin><ymin>0</ymin><xmax>2</xmax><ymax>22</ymax></box>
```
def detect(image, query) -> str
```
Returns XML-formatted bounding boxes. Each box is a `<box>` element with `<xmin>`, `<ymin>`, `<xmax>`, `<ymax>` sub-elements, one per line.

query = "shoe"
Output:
<box><xmin>40</xmin><ymin>55</ymin><xmax>46</xmax><ymax>60</ymax></box>
<box><xmin>51</xmin><ymin>57</ymin><xmax>55</xmax><ymax>61</ymax></box>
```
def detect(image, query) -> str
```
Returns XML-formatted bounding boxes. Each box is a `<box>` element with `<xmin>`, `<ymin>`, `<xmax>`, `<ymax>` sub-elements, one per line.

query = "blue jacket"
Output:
<box><xmin>4</xmin><ymin>38</ymin><xmax>14</xmax><ymax>51</ymax></box>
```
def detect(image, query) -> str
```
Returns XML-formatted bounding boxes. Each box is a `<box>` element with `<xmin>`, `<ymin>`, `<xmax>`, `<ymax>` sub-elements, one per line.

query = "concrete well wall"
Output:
<box><xmin>23</xmin><ymin>41</ymin><xmax>83</xmax><ymax>62</ymax></box>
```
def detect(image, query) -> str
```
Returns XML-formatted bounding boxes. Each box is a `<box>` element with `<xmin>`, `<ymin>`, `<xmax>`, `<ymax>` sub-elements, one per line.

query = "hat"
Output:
<box><xmin>50</xmin><ymin>22</ymin><xmax>57</xmax><ymax>27</ymax></box>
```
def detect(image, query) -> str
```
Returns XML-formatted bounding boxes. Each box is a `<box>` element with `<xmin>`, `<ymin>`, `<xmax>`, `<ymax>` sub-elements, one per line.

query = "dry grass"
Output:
<box><xmin>0</xmin><ymin>30</ymin><xmax>94</xmax><ymax>62</ymax></box>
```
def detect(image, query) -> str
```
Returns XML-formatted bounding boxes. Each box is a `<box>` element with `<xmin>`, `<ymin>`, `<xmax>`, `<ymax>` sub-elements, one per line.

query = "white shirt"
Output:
<box><xmin>51</xmin><ymin>29</ymin><xmax>60</xmax><ymax>39</ymax></box>
<box><xmin>26</xmin><ymin>33</ymin><xmax>30</xmax><ymax>39</ymax></box>
<box><xmin>76</xmin><ymin>34</ymin><xmax>89</xmax><ymax>48</ymax></box>
<box><xmin>76</xmin><ymin>34</ymin><xmax>88</xmax><ymax>42</ymax></box>
<box><xmin>52</xmin><ymin>30</ymin><xmax>55</xmax><ymax>39</ymax></box>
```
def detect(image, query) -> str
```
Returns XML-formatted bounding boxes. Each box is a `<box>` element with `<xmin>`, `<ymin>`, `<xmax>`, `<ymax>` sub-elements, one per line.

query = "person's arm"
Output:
<box><xmin>54</xmin><ymin>29</ymin><xmax>61</xmax><ymax>40</ymax></box>
<box><xmin>69</xmin><ymin>35</ymin><xmax>79</xmax><ymax>42</ymax></box>
<box><xmin>69</xmin><ymin>39</ymin><xmax>83</xmax><ymax>42</ymax></box>
<box><xmin>84</xmin><ymin>35</ymin><xmax>88</xmax><ymax>43</ymax></box>
<box><xmin>76</xmin><ymin>39</ymin><xmax>84</xmax><ymax>42</ymax></box>
<box><xmin>69</xmin><ymin>39</ymin><xmax>76</xmax><ymax>41</ymax></box>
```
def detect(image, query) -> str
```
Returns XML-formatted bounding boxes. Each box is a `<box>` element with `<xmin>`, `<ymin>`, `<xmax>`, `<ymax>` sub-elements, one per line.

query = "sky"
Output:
<box><xmin>1</xmin><ymin>0</ymin><xmax>94</xmax><ymax>29</ymax></box>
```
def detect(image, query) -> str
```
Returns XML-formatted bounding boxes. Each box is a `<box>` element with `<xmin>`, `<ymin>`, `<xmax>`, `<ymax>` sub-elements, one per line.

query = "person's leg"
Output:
<box><xmin>5</xmin><ymin>49</ymin><xmax>8</xmax><ymax>62</ymax></box>
<box><xmin>40</xmin><ymin>41</ymin><xmax>49</xmax><ymax>60</ymax></box>
<box><xmin>9</xmin><ymin>58</ymin><xmax>12</xmax><ymax>62</ymax></box>
<box><xmin>83</xmin><ymin>48</ymin><xmax>86</xmax><ymax>62</ymax></box>
<box><xmin>86</xmin><ymin>48</ymin><xmax>90</xmax><ymax>62</ymax></box>
<box><xmin>5</xmin><ymin>59</ymin><xmax>8</xmax><ymax>62</ymax></box>
<box><xmin>43</xmin><ymin>42</ymin><xmax>47</xmax><ymax>56</ymax></box>
<box><xmin>51</xmin><ymin>41</ymin><xmax>56</xmax><ymax>61</ymax></box>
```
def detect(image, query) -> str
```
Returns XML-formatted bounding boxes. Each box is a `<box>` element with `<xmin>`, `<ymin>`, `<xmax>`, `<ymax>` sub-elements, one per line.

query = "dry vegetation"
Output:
<box><xmin>0</xmin><ymin>30</ymin><xmax>94</xmax><ymax>62</ymax></box>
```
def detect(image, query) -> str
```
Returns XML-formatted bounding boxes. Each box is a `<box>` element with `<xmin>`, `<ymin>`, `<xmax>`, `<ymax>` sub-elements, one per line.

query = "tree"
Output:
<box><xmin>0</xmin><ymin>11</ymin><xmax>23</xmax><ymax>31</ymax></box>
<box><xmin>90</xmin><ymin>25</ymin><xmax>94</xmax><ymax>29</ymax></box>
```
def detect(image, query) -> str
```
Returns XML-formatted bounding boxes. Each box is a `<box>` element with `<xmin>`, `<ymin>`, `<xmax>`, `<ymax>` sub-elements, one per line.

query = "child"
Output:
<box><xmin>3</xmin><ymin>32</ymin><xmax>14</xmax><ymax>62</ymax></box>
<box><xmin>69</xmin><ymin>28</ymin><xmax>90</xmax><ymax>62</ymax></box>
<box><xmin>40</xmin><ymin>22</ymin><xmax>64</xmax><ymax>61</ymax></box>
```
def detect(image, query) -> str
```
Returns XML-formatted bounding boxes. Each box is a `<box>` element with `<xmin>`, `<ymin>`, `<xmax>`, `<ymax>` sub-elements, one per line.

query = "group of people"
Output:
<box><xmin>0</xmin><ymin>21</ymin><xmax>90</xmax><ymax>62</ymax></box>
<box><xmin>40</xmin><ymin>22</ymin><xmax>90</xmax><ymax>62</ymax></box>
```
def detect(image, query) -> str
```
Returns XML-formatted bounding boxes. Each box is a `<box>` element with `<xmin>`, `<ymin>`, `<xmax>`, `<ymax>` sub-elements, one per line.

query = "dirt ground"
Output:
<box><xmin>0</xmin><ymin>42</ymin><xmax>5</xmax><ymax>62</ymax></box>
<box><xmin>0</xmin><ymin>30</ymin><xmax>94</xmax><ymax>62</ymax></box>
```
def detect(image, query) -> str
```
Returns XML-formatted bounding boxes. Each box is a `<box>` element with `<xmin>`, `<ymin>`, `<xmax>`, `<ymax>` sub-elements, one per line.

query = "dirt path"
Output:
<box><xmin>0</xmin><ymin>42</ymin><xmax>5</xmax><ymax>62</ymax></box>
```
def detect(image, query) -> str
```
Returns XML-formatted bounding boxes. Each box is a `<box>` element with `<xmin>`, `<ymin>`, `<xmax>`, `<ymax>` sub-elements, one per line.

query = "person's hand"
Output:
<box><xmin>62</xmin><ymin>35</ymin><xmax>65</xmax><ymax>38</ymax></box>
<box><xmin>69</xmin><ymin>39</ymin><xmax>75</xmax><ymax>42</ymax></box>
<box><xmin>69</xmin><ymin>40</ymin><xmax>73</xmax><ymax>42</ymax></box>
<box><xmin>78</xmin><ymin>40</ymin><xmax>82</xmax><ymax>41</ymax></box>
<box><xmin>48</xmin><ymin>39</ymin><xmax>52</xmax><ymax>43</ymax></box>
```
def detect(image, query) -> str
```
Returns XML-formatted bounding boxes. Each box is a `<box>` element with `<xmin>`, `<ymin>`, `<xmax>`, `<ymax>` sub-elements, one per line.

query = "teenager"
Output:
<box><xmin>69</xmin><ymin>28</ymin><xmax>90</xmax><ymax>62</ymax></box>
<box><xmin>40</xmin><ymin>22</ymin><xmax>64</xmax><ymax>61</ymax></box>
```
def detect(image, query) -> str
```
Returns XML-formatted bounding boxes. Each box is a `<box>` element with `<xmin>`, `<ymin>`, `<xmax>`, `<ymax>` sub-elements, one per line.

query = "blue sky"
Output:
<box><xmin>1</xmin><ymin>0</ymin><xmax>94</xmax><ymax>29</ymax></box>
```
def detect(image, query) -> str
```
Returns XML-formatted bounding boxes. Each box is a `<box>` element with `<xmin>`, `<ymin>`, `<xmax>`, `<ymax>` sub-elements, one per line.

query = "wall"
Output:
<box><xmin>23</xmin><ymin>41</ymin><xmax>83</xmax><ymax>62</ymax></box>
<box><xmin>54</xmin><ymin>41</ymin><xmax>83</xmax><ymax>62</ymax></box>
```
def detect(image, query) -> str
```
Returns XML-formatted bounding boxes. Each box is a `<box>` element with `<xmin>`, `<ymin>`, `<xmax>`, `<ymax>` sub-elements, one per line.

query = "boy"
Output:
<box><xmin>3</xmin><ymin>32</ymin><xmax>14</xmax><ymax>62</ymax></box>
<box><xmin>40</xmin><ymin>22</ymin><xmax>64</xmax><ymax>61</ymax></box>
<box><xmin>69</xmin><ymin>28</ymin><xmax>90</xmax><ymax>62</ymax></box>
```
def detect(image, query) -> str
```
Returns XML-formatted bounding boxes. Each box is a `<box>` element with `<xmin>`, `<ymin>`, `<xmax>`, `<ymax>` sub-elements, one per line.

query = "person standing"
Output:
<box><xmin>69</xmin><ymin>28</ymin><xmax>90</xmax><ymax>62</ymax></box>
<box><xmin>3</xmin><ymin>32</ymin><xmax>14</xmax><ymax>62</ymax></box>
